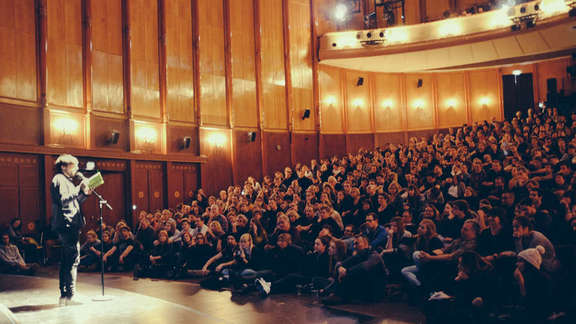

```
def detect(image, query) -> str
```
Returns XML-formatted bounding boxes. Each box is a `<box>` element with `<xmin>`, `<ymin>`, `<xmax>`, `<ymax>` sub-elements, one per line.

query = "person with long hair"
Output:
<box><xmin>401</xmin><ymin>219</ymin><xmax>444</xmax><ymax>288</ymax></box>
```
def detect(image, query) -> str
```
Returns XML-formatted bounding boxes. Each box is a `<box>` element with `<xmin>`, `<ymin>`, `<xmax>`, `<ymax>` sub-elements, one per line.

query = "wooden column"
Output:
<box><xmin>253</xmin><ymin>0</ymin><xmax>267</xmax><ymax>179</ymax></box>
<box><xmin>432</xmin><ymin>74</ymin><xmax>439</xmax><ymax>129</ymax></box>
<box><xmin>191</xmin><ymin>0</ymin><xmax>202</xmax><ymax>169</ymax></box>
<box><xmin>309</xmin><ymin>0</ymin><xmax>321</xmax><ymax>161</ymax></box>
<box><xmin>36</xmin><ymin>0</ymin><xmax>48</xmax><ymax>109</ymax></box>
<box><xmin>223</xmin><ymin>0</ymin><xmax>237</xmax><ymax>183</ymax></box>
<box><xmin>464</xmin><ymin>71</ymin><xmax>472</xmax><ymax>124</ymax></box>
<box><xmin>158</xmin><ymin>0</ymin><xmax>167</xmax><ymax>154</ymax></box>
<box><xmin>82</xmin><ymin>0</ymin><xmax>93</xmax><ymax>149</ymax></box>
<box><xmin>282</xmin><ymin>0</ymin><xmax>295</xmax><ymax>166</ymax></box>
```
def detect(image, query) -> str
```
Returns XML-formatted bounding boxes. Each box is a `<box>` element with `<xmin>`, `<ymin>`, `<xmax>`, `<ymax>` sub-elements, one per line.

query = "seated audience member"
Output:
<box><xmin>478</xmin><ymin>207</ymin><xmax>514</xmax><ymax>260</ymax></box>
<box><xmin>79</xmin><ymin>230</ymin><xmax>101</xmax><ymax>272</ymax></box>
<box><xmin>191</xmin><ymin>215</ymin><xmax>209</xmax><ymax>238</ymax></box>
<box><xmin>258</xmin><ymin>236</ymin><xmax>331</xmax><ymax>296</ymax></box>
<box><xmin>135</xmin><ymin>230</ymin><xmax>174</xmax><ymax>279</ymax></box>
<box><xmin>135</xmin><ymin>218</ymin><xmax>155</xmax><ymax>252</ymax></box>
<box><xmin>0</xmin><ymin>233</ymin><xmax>38</xmax><ymax>275</ymax></box>
<box><xmin>180</xmin><ymin>232</ymin><xmax>214</xmax><ymax>275</ymax></box>
<box><xmin>103</xmin><ymin>226</ymin><xmax>138</xmax><ymax>271</ymax></box>
<box><xmin>363</xmin><ymin>213</ymin><xmax>388</xmax><ymax>252</ymax></box>
<box><xmin>401</xmin><ymin>219</ymin><xmax>444</xmax><ymax>288</ymax></box>
<box><xmin>417</xmin><ymin>219</ymin><xmax>480</xmax><ymax>289</ymax></box>
<box><xmin>322</xmin><ymin>235</ymin><xmax>387</xmax><ymax>304</ymax></box>
<box><xmin>512</xmin><ymin>245</ymin><xmax>552</xmax><ymax>321</ymax></box>
<box><xmin>425</xmin><ymin>251</ymin><xmax>495</xmax><ymax>324</ymax></box>
<box><xmin>202</xmin><ymin>235</ymin><xmax>238</xmax><ymax>275</ymax></box>
<box><xmin>169</xmin><ymin>218</ymin><xmax>193</xmax><ymax>243</ymax></box>
<box><xmin>512</xmin><ymin>216</ymin><xmax>560</xmax><ymax>273</ymax></box>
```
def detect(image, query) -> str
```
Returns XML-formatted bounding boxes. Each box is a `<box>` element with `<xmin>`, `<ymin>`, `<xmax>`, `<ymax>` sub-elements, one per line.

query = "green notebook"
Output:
<box><xmin>87</xmin><ymin>172</ymin><xmax>104</xmax><ymax>190</ymax></box>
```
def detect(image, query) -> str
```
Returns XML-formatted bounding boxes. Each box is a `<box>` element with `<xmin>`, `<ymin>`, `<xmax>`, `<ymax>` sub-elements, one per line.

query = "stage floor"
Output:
<box><xmin>0</xmin><ymin>271</ymin><xmax>424</xmax><ymax>324</ymax></box>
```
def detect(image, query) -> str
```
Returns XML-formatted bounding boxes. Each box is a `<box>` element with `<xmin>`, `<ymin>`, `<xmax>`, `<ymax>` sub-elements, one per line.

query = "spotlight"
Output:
<box><xmin>302</xmin><ymin>109</ymin><xmax>311</xmax><ymax>120</ymax></box>
<box><xmin>334</xmin><ymin>3</ymin><xmax>348</xmax><ymax>22</ymax></box>
<box><xmin>248</xmin><ymin>132</ymin><xmax>256</xmax><ymax>142</ymax></box>
<box><xmin>356</xmin><ymin>77</ymin><xmax>364</xmax><ymax>86</ymax></box>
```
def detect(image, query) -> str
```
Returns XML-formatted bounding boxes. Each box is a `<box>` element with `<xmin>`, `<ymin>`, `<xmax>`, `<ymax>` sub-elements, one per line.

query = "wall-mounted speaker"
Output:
<box><xmin>181</xmin><ymin>136</ymin><xmax>191</xmax><ymax>149</ymax></box>
<box><xmin>417</xmin><ymin>79</ymin><xmax>423</xmax><ymax>88</ymax></box>
<box><xmin>302</xmin><ymin>108</ymin><xmax>311</xmax><ymax>120</ymax></box>
<box><xmin>248</xmin><ymin>132</ymin><xmax>256</xmax><ymax>142</ymax></box>
<box><xmin>108</xmin><ymin>130</ymin><xmax>120</xmax><ymax>145</ymax></box>
<box><xmin>356</xmin><ymin>77</ymin><xmax>364</xmax><ymax>86</ymax></box>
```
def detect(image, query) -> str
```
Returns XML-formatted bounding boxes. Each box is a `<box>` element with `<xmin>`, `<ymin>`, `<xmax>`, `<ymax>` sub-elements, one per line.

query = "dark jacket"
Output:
<box><xmin>50</xmin><ymin>173</ymin><xmax>87</xmax><ymax>232</ymax></box>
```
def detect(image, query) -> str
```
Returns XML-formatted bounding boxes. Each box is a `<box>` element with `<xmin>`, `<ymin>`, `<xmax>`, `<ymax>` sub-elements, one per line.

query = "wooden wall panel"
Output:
<box><xmin>0</xmin><ymin>0</ymin><xmax>37</xmax><ymax>103</ymax></box>
<box><xmin>426</xmin><ymin>0</ymin><xmax>451</xmax><ymax>21</ymax></box>
<box><xmin>167</xmin><ymin>125</ymin><xmax>198</xmax><ymax>154</ymax></box>
<box><xmin>91</xmin><ymin>115</ymin><xmax>130</xmax><ymax>151</ymax></box>
<box><xmin>0</xmin><ymin>153</ymin><xmax>42</xmax><ymax>227</ymax></box>
<box><xmin>263</xmin><ymin>131</ymin><xmax>291</xmax><ymax>176</ymax></box>
<box><xmin>405</xmin><ymin>74</ymin><xmax>434</xmax><ymax>129</ymax></box>
<box><xmin>167</xmin><ymin>163</ymin><xmax>199</xmax><ymax>207</ymax></box>
<box><xmin>198</xmin><ymin>0</ymin><xmax>227</xmax><ymax>126</ymax></box>
<box><xmin>82</xmin><ymin>168</ymin><xmax>127</xmax><ymax>229</ymax></box>
<box><xmin>536</xmin><ymin>58</ymin><xmax>573</xmax><ymax>100</ymax></box>
<box><xmin>293</xmin><ymin>133</ymin><xmax>318</xmax><ymax>165</ymax></box>
<box><xmin>469</xmin><ymin>69</ymin><xmax>500</xmax><ymax>122</ymax></box>
<box><xmin>132</xmin><ymin>120</ymin><xmax>163</xmax><ymax>153</ymax></box>
<box><xmin>260</xmin><ymin>0</ymin><xmax>287</xmax><ymax>130</ymax></box>
<box><xmin>233</xmin><ymin>130</ymin><xmax>262</xmax><ymax>184</ymax></box>
<box><xmin>230</xmin><ymin>0</ymin><xmax>258</xmax><ymax>128</ymax></box>
<box><xmin>375</xmin><ymin>132</ymin><xmax>406</xmax><ymax>146</ymax></box>
<box><xmin>373</xmin><ymin>74</ymin><xmax>403</xmax><ymax>131</ymax></box>
<box><xmin>46</xmin><ymin>0</ymin><xmax>83</xmax><ymax>108</ymax></box>
<box><xmin>129</xmin><ymin>0</ymin><xmax>160</xmax><ymax>119</ymax></box>
<box><xmin>165</xmin><ymin>0</ymin><xmax>195</xmax><ymax>123</ymax></box>
<box><xmin>289</xmin><ymin>0</ymin><xmax>314</xmax><ymax>131</ymax></box>
<box><xmin>404</xmin><ymin>0</ymin><xmax>422</xmax><ymax>25</ymax></box>
<box><xmin>408</xmin><ymin>129</ymin><xmax>439</xmax><ymax>141</ymax></box>
<box><xmin>199</xmin><ymin>128</ymin><xmax>232</xmax><ymax>195</ymax></box>
<box><xmin>319</xmin><ymin>65</ymin><xmax>344</xmax><ymax>133</ymax></box>
<box><xmin>437</xmin><ymin>72</ymin><xmax>467</xmax><ymax>128</ymax></box>
<box><xmin>91</xmin><ymin>0</ymin><xmax>124</xmax><ymax>114</ymax></box>
<box><xmin>320</xmin><ymin>134</ymin><xmax>346</xmax><ymax>159</ymax></box>
<box><xmin>346</xmin><ymin>70</ymin><xmax>371</xmax><ymax>132</ymax></box>
<box><xmin>0</xmin><ymin>104</ymin><xmax>42</xmax><ymax>145</ymax></box>
<box><xmin>347</xmin><ymin>134</ymin><xmax>374</xmax><ymax>153</ymax></box>
<box><xmin>134</xmin><ymin>161</ymin><xmax>165</xmax><ymax>213</ymax></box>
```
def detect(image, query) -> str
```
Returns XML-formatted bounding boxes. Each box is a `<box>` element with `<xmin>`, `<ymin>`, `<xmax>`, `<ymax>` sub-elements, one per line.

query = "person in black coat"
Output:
<box><xmin>322</xmin><ymin>235</ymin><xmax>388</xmax><ymax>304</ymax></box>
<box><xmin>135</xmin><ymin>230</ymin><xmax>174</xmax><ymax>279</ymax></box>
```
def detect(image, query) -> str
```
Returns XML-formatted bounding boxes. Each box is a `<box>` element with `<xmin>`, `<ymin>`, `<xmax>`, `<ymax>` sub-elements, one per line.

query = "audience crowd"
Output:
<box><xmin>3</xmin><ymin>105</ymin><xmax>576</xmax><ymax>323</ymax></box>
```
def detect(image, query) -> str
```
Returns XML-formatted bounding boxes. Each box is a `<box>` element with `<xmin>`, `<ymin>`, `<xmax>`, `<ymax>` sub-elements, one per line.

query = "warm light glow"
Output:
<box><xmin>335</xmin><ymin>34</ymin><xmax>357</xmax><ymax>47</ymax></box>
<box><xmin>438</xmin><ymin>19</ymin><xmax>462</xmax><ymax>37</ymax></box>
<box><xmin>207</xmin><ymin>133</ymin><xmax>227</xmax><ymax>147</ymax></box>
<box><xmin>381</xmin><ymin>99</ymin><xmax>394</xmax><ymax>109</ymax></box>
<box><xmin>413</xmin><ymin>99</ymin><xmax>425</xmax><ymax>109</ymax></box>
<box><xmin>334</xmin><ymin>3</ymin><xmax>348</xmax><ymax>22</ymax></box>
<box><xmin>385</xmin><ymin>28</ymin><xmax>409</xmax><ymax>43</ymax></box>
<box><xmin>489</xmin><ymin>6</ymin><xmax>513</xmax><ymax>28</ymax></box>
<box><xmin>352</xmin><ymin>98</ymin><xmax>364</xmax><ymax>108</ymax></box>
<box><xmin>324</xmin><ymin>95</ymin><xmax>337</xmax><ymax>106</ymax></box>
<box><xmin>136</xmin><ymin>126</ymin><xmax>158</xmax><ymax>144</ymax></box>
<box><xmin>512</xmin><ymin>69</ymin><xmax>522</xmax><ymax>76</ymax></box>
<box><xmin>53</xmin><ymin>117</ymin><xmax>79</xmax><ymax>135</ymax></box>
<box><xmin>480</xmin><ymin>97</ymin><xmax>491</xmax><ymax>106</ymax></box>
<box><xmin>446</xmin><ymin>98</ymin><xmax>458</xmax><ymax>108</ymax></box>
<box><xmin>540</xmin><ymin>0</ymin><xmax>569</xmax><ymax>15</ymax></box>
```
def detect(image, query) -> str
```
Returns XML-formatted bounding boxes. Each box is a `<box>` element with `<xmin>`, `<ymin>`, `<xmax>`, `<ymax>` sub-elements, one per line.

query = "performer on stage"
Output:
<box><xmin>50</xmin><ymin>154</ymin><xmax>92</xmax><ymax>305</ymax></box>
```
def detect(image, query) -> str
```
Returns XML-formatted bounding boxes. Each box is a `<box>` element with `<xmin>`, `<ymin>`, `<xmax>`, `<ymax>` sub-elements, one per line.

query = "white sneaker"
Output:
<box><xmin>58</xmin><ymin>297</ymin><xmax>66</xmax><ymax>307</ymax></box>
<box><xmin>256</xmin><ymin>278</ymin><xmax>271</xmax><ymax>296</ymax></box>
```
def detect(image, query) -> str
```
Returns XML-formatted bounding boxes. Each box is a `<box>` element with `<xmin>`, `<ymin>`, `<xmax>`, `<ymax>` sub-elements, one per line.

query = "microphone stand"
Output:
<box><xmin>92</xmin><ymin>188</ymin><xmax>114</xmax><ymax>302</ymax></box>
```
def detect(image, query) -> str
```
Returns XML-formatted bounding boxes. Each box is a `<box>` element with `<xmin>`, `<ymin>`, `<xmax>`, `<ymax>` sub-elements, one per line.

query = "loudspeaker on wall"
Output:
<box><xmin>356</xmin><ymin>77</ymin><xmax>364</xmax><ymax>86</ymax></box>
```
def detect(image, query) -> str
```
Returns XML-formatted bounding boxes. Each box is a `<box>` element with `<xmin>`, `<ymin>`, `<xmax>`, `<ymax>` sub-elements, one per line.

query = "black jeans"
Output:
<box><xmin>58</xmin><ymin>230</ymin><xmax>80</xmax><ymax>298</ymax></box>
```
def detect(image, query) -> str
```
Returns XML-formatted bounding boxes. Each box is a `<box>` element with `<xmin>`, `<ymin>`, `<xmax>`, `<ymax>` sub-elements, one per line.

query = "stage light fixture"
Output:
<box><xmin>181</xmin><ymin>136</ymin><xmax>192</xmax><ymax>150</ymax></box>
<box><xmin>302</xmin><ymin>108</ymin><xmax>311</xmax><ymax>120</ymax></box>
<box><xmin>334</xmin><ymin>3</ymin><xmax>348</xmax><ymax>22</ymax></box>
<box><xmin>512</xmin><ymin>69</ymin><xmax>522</xmax><ymax>76</ymax></box>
